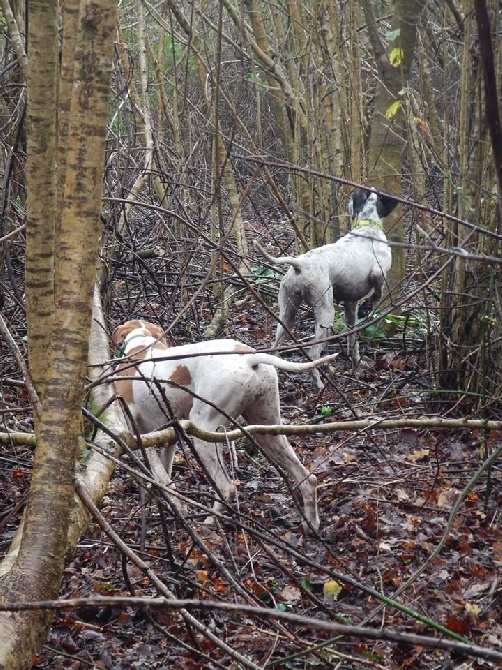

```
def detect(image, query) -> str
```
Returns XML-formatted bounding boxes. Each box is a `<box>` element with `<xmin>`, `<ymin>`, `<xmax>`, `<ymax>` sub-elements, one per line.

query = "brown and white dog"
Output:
<box><xmin>112</xmin><ymin>319</ymin><xmax>337</xmax><ymax>530</ymax></box>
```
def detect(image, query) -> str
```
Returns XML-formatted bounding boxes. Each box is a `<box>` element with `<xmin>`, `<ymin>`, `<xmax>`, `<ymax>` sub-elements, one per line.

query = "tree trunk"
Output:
<box><xmin>361</xmin><ymin>0</ymin><xmax>426</xmax><ymax>301</ymax></box>
<box><xmin>24</xmin><ymin>0</ymin><xmax>57</xmax><ymax>402</ymax></box>
<box><xmin>0</xmin><ymin>0</ymin><xmax>117</xmax><ymax>665</ymax></box>
<box><xmin>438</xmin><ymin>0</ymin><xmax>502</xmax><ymax>410</ymax></box>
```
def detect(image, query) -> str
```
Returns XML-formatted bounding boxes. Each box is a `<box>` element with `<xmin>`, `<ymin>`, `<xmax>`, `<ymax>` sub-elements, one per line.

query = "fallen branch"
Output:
<box><xmin>0</xmin><ymin>594</ymin><xmax>500</xmax><ymax>662</ymax></box>
<box><xmin>2</xmin><ymin>415</ymin><xmax>501</xmax><ymax>448</ymax></box>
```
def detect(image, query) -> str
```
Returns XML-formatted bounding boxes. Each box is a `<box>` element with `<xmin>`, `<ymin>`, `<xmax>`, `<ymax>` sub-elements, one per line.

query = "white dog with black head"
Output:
<box><xmin>255</xmin><ymin>187</ymin><xmax>399</xmax><ymax>388</ymax></box>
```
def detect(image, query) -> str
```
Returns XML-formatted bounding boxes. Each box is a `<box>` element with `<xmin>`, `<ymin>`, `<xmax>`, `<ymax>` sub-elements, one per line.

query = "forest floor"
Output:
<box><xmin>0</xmin><ymin>214</ymin><xmax>501</xmax><ymax>669</ymax></box>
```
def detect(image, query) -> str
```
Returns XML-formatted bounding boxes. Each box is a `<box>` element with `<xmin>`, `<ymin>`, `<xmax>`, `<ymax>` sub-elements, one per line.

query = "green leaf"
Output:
<box><xmin>386</xmin><ymin>28</ymin><xmax>401</xmax><ymax>41</ymax></box>
<box><xmin>363</xmin><ymin>324</ymin><xmax>386</xmax><ymax>340</ymax></box>
<box><xmin>300</xmin><ymin>578</ymin><xmax>313</xmax><ymax>592</ymax></box>
<box><xmin>385</xmin><ymin>100</ymin><xmax>402</xmax><ymax>119</ymax></box>
<box><xmin>250</xmin><ymin>263</ymin><xmax>282</xmax><ymax>282</ymax></box>
<box><xmin>259</xmin><ymin>589</ymin><xmax>273</xmax><ymax>605</ymax></box>
<box><xmin>389</xmin><ymin>47</ymin><xmax>404</xmax><ymax>67</ymax></box>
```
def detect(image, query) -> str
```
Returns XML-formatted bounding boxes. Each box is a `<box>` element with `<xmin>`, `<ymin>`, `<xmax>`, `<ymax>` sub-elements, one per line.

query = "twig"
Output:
<box><xmin>0</xmin><ymin>223</ymin><xmax>26</xmax><ymax>243</ymax></box>
<box><xmin>76</xmin><ymin>414</ymin><xmax>502</xmax><ymax>445</ymax></box>
<box><xmin>74</xmin><ymin>479</ymin><xmax>264</xmax><ymax>670</ymax></box>
<box><xmin>0</xmin><ymin>313</ymin><xmax>41</xmax><ymax>417</ymax></box>
<box><xmin>1</xmin><ymin>593</ymin><xmax>501</xmax><ymax>662</ymax></box>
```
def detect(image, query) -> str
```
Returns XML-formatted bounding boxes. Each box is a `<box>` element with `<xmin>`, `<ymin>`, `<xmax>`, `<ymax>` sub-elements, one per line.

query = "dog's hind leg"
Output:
<box><xmin>242</xmin><ymin>400</ymin><xmax>320</xmax><ymax>532</ymax></box>
<box><xmin>188</xmin><ymin>402</ymin><xmax>235</xmax><ymax>517</ymax></box>
<box><xmin>146</xmin><ymin>445</ymin><xmax>187</xmax><ymax>516</ymax></box>
<box><xmin>357</xmin><ymin>298</ymin><xmax>373</xmax><ymax>319</ymax></box>
<box><xmin>257</xmin><ymin>433</ymin><xmax>319</xmax><ymax>531</ymax></box>
<box><xmin>160</xmin><ymin>442</ymin><xmax>177</xmax><ymax>479</ymax></box>
<box><xmin>308</xmin><ymin>290</ymin><xmax>334</xmax><ymax>389</ymax></box>
<box><xmin>358</xmin><ymin>266</ymin><xmax>386</xmax><ymax>318</ymax></box>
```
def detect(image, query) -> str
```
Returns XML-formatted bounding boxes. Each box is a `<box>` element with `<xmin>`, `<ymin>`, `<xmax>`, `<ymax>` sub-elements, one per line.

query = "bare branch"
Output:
<box><xmin>0</xmin><ymin>594</ymin><xmax>501</xmax><ymax>662</ymax></box>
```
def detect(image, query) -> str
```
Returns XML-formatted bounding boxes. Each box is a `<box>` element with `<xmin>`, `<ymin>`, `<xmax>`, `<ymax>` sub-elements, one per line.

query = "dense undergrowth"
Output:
<box><xmin>1</xmin><ymin>212</ymin><xmax>501</xmax><ymax>669</ymax></box>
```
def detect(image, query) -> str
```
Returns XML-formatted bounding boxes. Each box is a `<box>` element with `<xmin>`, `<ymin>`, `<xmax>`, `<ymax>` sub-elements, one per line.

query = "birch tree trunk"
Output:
<box><xmin>24</xmin><ymin>0</ymin><xmax>57</xmax><ymax>402</ymax></box>
<box><xmin>0</xmin><ymin>0</ymin><xmax>117</xmax><ymax>665</ymax></box>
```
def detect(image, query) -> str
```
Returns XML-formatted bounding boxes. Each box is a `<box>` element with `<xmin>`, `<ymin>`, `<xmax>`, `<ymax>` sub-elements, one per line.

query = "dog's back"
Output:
<box><xmin>328</xmin><ymin>225</ymin><xmax>391</xmax><ymax>301</ymax></box>
<box><xmin>116</xmin><ymin>336</ymin><xmax>336</xmax><ymax>433</ymax></box>
<box><xmin>277</xmin><ymin>225</ymin><xmax>390</xmax><ymax>303</ymax></box>
<box><xmin>118</xmin><ymin>339</ymin><xmax>256</xmax><ymax>432</ymax></box>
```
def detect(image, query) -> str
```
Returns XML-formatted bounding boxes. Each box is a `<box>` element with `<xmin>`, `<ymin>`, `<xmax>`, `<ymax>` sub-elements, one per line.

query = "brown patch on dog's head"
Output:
<box><xmin>142</xmin><ymin>321</ymin><xmax>168</xmax><ymax>345</ymax></box>
<box><xmin>112</xmin><ymin>320</ymin><xmax>142</xmax><ymax>347</ymax></box>
<box><xmin>168</xmin><ymin>364</ymin><xmax>192</xmax><ymax>387</ymax></box>
<box><xmin>112</xmin><ymin>320</ymin><xmax>168</xmax><ymax>348</ymax></box>
<box><xmin>233</xmin><ymin>343</ymin><xmax>255</xmax><ymax>354</ymax></box>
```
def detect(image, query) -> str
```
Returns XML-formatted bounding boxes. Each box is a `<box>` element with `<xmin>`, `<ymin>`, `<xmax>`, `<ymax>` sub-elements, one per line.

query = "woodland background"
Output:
<box><xmin>0</xmin><ymin>0</ymin><xmax>501</xmax><ymax>668</ymax></box>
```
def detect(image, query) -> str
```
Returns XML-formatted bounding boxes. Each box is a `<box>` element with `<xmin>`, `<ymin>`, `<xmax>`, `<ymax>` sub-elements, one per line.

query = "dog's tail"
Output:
<box><xmin>249</xmin><ymin>352</ymin><xmax>337</xmax><ymax>371</ymax></box>
<box><xmin>254</xmin><ymin>240</ymin><xmax>303</xmax><ymax>274</ymax></box>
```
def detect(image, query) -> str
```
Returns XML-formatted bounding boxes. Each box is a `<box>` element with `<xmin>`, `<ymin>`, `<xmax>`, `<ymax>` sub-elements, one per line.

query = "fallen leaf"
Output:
<box><xmin>437</xmin><ymin>489</ymin><xmax>457</xmax><ymax>508</ymax></box>
<box><xmin>280</xmin><ymin>585</ymin><xmax>301</xmax><ymax>603</ymax></box>
<box><xmin>385</xmin><ymin>100</ymin><xmax>402</xmax><ymax>119</ymax></box>
<box><xmin>396</xmin><ymin>488</ymin><xmax>410</xmax><ymax>502</ymax></box>
<box><xmin>406</xmin><ymin>449</ymin><xmax>430</xmax><ymax>462</ymax></box>
<box><xmin>493</xmin><ymin>540</ymin><xmax>502</xmax><ymax>563</ymax></box>
<box><xmin>323</xmin><ymin>579</ymin><xmax>342</xmax><ymax>600</ymax></box>
<box><xmin>389</xmin><ymin>47</ymin><xmax>403</xmax><ymax>66</ymax></box>
<box><xmin>444</xmin><ymin>614</ymin><xmax>470</xmax><ymax>635</ymax></box>
<box><xmin>464</xmin><ymin>602</ymin><xmax>481</xmax><ymax>616</ymax></box>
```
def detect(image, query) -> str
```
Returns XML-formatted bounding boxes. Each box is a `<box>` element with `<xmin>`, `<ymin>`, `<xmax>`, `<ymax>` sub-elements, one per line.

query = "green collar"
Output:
<box><xmin>352</xmin><ymin>218</ymin><xmax>383</xmax><ymax>230</ymax></box>
<box><xmin>115</xmin><ymin>332</ymin><xmax>147</xmax><ymax>360</ymax></box>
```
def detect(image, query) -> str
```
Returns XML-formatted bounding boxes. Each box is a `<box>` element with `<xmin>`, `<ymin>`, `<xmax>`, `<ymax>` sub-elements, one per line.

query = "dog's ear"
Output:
<box><xmin>348</xmin><ymin>187</ymin><xmax>370</xmax><ymax>217</ymax></box>
<box><xmin>147</xmin><ymin>323</ymin><xmax>168</xmax><ymax>345</ymax></box>
<box><xmin>112</xmin><ymin>321</ymin><xmax>138</xmax><ymax>347</ymax></box>
<box><xmin>376</xmin><ymin>193</ymin><xmax>398</xmax><ymax>218</ymax></box>
<box><xmin>112</xmin><ymin>324</ymin><xmax>129</xmax><ymax>347</ymax></box>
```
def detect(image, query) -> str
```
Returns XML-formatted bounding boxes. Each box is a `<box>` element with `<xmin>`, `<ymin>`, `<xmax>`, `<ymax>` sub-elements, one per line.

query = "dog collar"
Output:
<box><xmin>352</xmin><ymin>218</ymin><xmax>383</xmax><ymax>230</ymax></box>
<box><xmin>115</xmin><ymin>332</ymin><xmax>147</xmax><ymax>359</ymax></box>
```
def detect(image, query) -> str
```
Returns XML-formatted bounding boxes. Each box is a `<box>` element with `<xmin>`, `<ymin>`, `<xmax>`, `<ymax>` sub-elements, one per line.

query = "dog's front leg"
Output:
<box><xmin>274</xmin><ymin>285</ymin><xmax>302</xmax><ymax>348</ymax></box>
<box><xmin>344</xmin><ymin>301</ymin><xmax>360</xmax><ymax>367</ymax></box>
<box><xmin>146</xmin><ymin>445</ymin><xmax>187</xmax><ymax>514</ymax></box>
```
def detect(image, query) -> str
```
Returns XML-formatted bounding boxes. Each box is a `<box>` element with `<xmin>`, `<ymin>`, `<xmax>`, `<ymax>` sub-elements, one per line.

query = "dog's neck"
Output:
<box><xmin>115</xmin><ymin>331</ymin><xmax>149</xmax><ymax>359</ymax></box>
<box><xmin>352</xmin><ymin>217</ymin><xmax>383</xmax><ymax>230</ymax></box>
